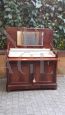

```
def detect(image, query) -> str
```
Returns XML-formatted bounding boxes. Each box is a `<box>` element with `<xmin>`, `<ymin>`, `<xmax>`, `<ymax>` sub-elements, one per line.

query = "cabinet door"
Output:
<box><xmin>7</xmin><ymin>61</ymin><xmax>30</xmax><ymax>84</ymax></box>
<box><xmin>34</xmin><ymin>61</ymin><xmax>57</xmax><ymax>83</ymax></box>
<box><xmin>44</xmin><ymin>61</ymin><xmax>57</xmax><ymax>82</ymax></box>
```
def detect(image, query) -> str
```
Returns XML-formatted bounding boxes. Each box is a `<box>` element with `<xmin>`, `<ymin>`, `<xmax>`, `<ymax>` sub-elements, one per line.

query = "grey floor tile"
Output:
<box><xmin>0</xmin><ymin>76</ymin><xmax>65</xmax><ymax>115</ymax></box>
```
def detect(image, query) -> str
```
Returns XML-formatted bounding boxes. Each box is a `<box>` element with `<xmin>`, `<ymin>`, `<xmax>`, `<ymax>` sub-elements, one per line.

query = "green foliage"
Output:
<box><xmin>0</xmin><ymin>0</ymin><xmax>6</xmax><ymax>49</ymax></box>
<box><xmin>3</xmin><ymin>0</ymin><xmax>21</xmax><ymax>26</ymax></box>
<box><xmin>0</xmin><ymin>0</ymin><xmax>65</xmax><ymax>49</ymax></box>
<box><xmin>3</xmin><ymin>0</ymin><xmax>42</xmax><ymax>27</ymax></box>
<box><xmin>0</xmin><ymin>28</ymin><xmax>6</xmax><ymax>49</ymax></box>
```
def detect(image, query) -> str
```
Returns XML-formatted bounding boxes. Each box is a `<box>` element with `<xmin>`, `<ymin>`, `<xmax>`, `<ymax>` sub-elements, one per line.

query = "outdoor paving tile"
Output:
<box><xmin>0</xmin><ymin>76</ymin><xmax>65</xmax><ymax>115</ymax></box>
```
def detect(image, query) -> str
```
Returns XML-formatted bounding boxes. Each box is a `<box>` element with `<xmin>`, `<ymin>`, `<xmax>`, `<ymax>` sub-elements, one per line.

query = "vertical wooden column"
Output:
<box><xmin>33</xmin><ymin>62</ymin><xmax>40</xmax><ymax>83</ymax></box>
<box><xmin>21</xmin><ymin>62</ymin><xmax>30</xmax><ymax>82</ymax></box>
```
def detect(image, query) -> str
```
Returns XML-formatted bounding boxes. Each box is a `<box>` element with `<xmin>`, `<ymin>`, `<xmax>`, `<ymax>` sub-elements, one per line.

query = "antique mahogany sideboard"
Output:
<box><xmin>6</xmin><ymin>27</ymin><xmax>58</xmax><ymax>91</ymax></box>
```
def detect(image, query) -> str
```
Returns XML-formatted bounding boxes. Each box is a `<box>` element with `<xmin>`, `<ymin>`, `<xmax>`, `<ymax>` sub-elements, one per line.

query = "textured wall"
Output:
<box><xmin>0</xmin><ymin>55</ymin><xmax>6</xmax><ymax>78</ymax></box>
<box><xmin>57</xmin><ymin>57</ymin><xmax>65</xmax><ymax>75</ymax></box>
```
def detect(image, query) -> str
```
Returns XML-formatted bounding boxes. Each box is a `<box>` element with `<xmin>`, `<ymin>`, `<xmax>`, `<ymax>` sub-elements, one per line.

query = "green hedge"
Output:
<box><xmin>0</xmin><ymin>0</ymin><xmax>65</xmax><ymax>49</ymax></box>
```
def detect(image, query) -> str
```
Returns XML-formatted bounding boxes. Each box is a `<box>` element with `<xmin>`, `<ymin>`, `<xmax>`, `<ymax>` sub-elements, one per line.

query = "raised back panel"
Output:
<box><xmin>6</xmin><ymin>27</ymin><xmax>53</xmax><ymax>49</ymax></box>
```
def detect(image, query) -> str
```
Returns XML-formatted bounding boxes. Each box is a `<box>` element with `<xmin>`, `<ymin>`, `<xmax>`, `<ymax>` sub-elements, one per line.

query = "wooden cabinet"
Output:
<box><xmin>6</xmin><ymin>60</ymin><xmax>57</xmax><ymax>91</ymax></box>
<box><xmin>6</xmin><ymin>27</ymin><xmax>58</xmax><ymax>91</ymax></box>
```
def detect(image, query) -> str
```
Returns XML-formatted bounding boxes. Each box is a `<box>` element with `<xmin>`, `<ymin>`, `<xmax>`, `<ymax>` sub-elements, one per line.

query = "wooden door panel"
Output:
<box><xmin>7</xmin><ymin>61</ymin><xmax>30</xmax><ymax>84</ymax></box>
<box><xmin>34</xmin><ymin>61</ymin><xmax>56</xmax><ymax>83</ymax></box>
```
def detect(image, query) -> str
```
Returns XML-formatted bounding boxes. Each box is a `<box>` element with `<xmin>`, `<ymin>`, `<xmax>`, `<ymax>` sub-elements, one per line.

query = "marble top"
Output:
<box><xmin>8</xmin><ymin>48</ymin><xmax>56</xmax><ymax>58</ymax></box>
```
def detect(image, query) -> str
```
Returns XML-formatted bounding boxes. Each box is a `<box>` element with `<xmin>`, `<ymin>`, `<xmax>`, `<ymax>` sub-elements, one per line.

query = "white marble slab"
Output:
<box><xmin>8</xmin><ymin>48</ymin><xmax>56</xmax><ymax>57</ymax></box>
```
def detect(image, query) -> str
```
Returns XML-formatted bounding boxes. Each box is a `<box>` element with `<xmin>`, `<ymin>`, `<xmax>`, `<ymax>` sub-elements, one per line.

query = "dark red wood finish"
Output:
<box><xmin>6</xmin><ymin>27</ymin><xmax>53</xmax><ymax>49</ymax></box>
<box><xmin>6</xmin><ymin>27</ymin><xmax>57</xmax><ymax>91</ymax></box>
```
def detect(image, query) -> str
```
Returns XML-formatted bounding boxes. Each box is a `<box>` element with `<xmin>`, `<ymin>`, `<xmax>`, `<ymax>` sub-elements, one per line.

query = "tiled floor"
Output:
<box><xmin>0</xmin><ymin>76</ymin><xmax>65</xmax><ymax>115</ymax></box>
